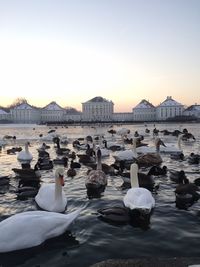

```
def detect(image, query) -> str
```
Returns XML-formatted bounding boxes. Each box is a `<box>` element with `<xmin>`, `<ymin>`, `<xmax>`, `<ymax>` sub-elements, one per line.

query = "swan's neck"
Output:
<box><xmin>178</xmin><ymin>136</ymin><xmax>182</xmax><ymax>150</ymax></box>
<box><xmin>155</xmin><ymin>139</ymin><xmax>160</xmax><ymax>153</ymax></box>
<box><xmin>130</xmin><ymin>165</ymin><xmax>139</xmax><ymax>188</ymax></box>
<box><xmin>97</xmin><ymin>156</ymin><xmax>102</xmax><ymax>171</ymax></box>
<box><xmin>132</xmin><ymin>139</ymin><xmax>138</xmax><ymax>157</ymax></box>
<box><xmin>55</xmin><ymin>179</ymin><xmax>62</xmax><ymax>200</ymax></box>
<box><xmin>25</xmin><ymin>144</ymin><xmax>29</xmax><ymax>153</ymax></box>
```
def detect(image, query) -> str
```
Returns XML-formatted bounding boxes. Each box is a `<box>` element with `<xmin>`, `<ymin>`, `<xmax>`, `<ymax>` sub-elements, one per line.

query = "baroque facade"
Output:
<box><xmin>82</xmin><ymin>96</ymin><xmax>114</xmax><ymax>121</ymax></box>
<box><xmin>132</xmin><ymin>99</ymin><xmax>156</xmax><ymax>121</ymax></box>
<box><xmin>0</xmin><ymin>95</ymin><xmax>195</xmax><ymax>123</ymax></box>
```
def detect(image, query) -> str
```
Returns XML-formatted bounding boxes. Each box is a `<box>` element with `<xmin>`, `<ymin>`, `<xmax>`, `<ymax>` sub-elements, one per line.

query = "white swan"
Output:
<box><xmin>136</xmin><ymin>137</ymin><xmax>164</xmax><ymax>154</ymax></box>
<box><xmin>123</xmin><ymin>163</ymin><xmax>155</xmax><ymax>213</ymax></box>
<box><xmin>35</xmin><ymin>167</ymin><xmax>67</xmax><ymax>212</ymax></box>
<box><xmin>159</xmin><ymin>134</ymin><xmax>183</xmax><ymax>154</ymax></box>
<box><xmin>113</xmin><ymin>138</ymin><xmax>137</xmax><ymax>161</ymax></box>
<box><xmin>0</xmin><ymin>209</ymin><xmax>81</xmax><ymax>253</ymax></box>
<box><xmin>17</xmin><ymin>141</ymin><xmax>33</xmax><ymax>164</ymax></box>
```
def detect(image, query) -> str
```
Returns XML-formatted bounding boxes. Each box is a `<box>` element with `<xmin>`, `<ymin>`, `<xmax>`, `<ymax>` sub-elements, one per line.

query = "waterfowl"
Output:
<box><xmin>103</xmin><ymin>140</ymin><xmax>124</xmax><ymax>151</ymax></box>
<box><xmin>54</xmin><ymin>137</ymin><xmax>70</xmax><ymax>155</ymax></box>
<box><xmin>12</xmin><ymin>163</ymin><xmax>41</xmax><ymax>179</ymax></box>
<box><xmin>119</xmin><ymin>162</ymin><xmax>155</xmax><ymax>191</ymax></box>
<box><xmin>169</xmin><ymin>170</ymin><xmax>186</xmax><ymax>183</ymax></box>
<box><xmin>0</xmin><ymin>175</ymin><xmax>10</xmax><ymax>186</ymax></box>
<box><xmin>53</xmin><ymin>156</ymin><xmax>68</xmax><ymax>167</ymax></box>
<box><xmin>37</xmin><ymin>158</ymin><xmax>54</xmax><ymax>170</ymax></box>
<box><xmin>148</xmin><ymin>165</ymin><xmax>167</xmax><ymax>176</ymax></box>
<box><xmin>17</xmin><ymin>142</ymin><xmax>33</xmax><ymax>164</ymax></box>
<box><xmin>35</xmin><ymin>167</ymin><xmax>67</xmax><ymax>212</ymax></box>
<box><xmin>187</xmin><ymin>153</ymin><xmax>200</xmax><ymax>165</ymax></box>
<box><xmin>67</xmin><ymin>167</ymin><xmax>77</xmax><ymax>177</ymax></box>
<box><xmin>7</xmin><ymin>147</ymin><xmax>22</xmax><ymax>154</ymax></box>
<box><xmin>175</xmin><ymin>175</ymin><xmax>200</xmax><ymax>208</ymax></box>
<box><xmin>0</xmin><ymin>209</ymin><xmax>81</xmax><ymax>253</ymax></box>
<box><xmin>77</xmin><ymin>145</ymin><xmax>96</xmax><ymax>165</ymax></box>
<box><xmin>136</xmin><ymin>138</ymin><xmax>163</xmax><ymax>167</ymax></box>
<box><xmin>159</xmin><ymin>134</ymin><xmax>183</xmax><ymax>154</ymax></box>
<box><xmin>123</xmin><ymin>163</ymin><xmax>155</xmax><ymax>215</ymax></box>
<box><xmin>85</xmin><ymin>148</ymin><xmax>107</xmax><ymax>197</ymax></box>
<box><xmin>113</xmin><ymin>138</ymin><xmax>137</xmax><ymax>161</ymax></box>
<box><xmin>70</xmin><ymin>159</ymin><xmax>81</xmax><ymax>169</ymax></box>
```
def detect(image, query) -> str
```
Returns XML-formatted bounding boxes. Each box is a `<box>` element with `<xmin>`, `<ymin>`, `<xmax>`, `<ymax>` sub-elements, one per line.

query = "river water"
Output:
<box><xmin>0</xmin><ymin>123</ymin><xmax>200</xmax><ymax>267</ymax></box>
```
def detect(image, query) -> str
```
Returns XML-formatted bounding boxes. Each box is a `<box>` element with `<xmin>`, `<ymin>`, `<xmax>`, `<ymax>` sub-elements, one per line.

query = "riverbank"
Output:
<box><xmin>90</xmin><ymin>258</ymin><xmax>200</xmax><ymax>267</ymax></box>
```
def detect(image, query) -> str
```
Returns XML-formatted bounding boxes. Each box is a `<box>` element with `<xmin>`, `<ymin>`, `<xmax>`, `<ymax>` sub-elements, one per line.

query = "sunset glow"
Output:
<box><xmin>0</xmin><ymin>0</ymin><xmax>199</xmax><ymax>112</ymax></box>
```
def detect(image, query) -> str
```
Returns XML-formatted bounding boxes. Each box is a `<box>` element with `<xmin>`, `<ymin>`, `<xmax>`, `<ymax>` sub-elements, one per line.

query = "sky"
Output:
<box><xmin>0</xmin><ymin>0</ymin><xmax>200</xmax><ymax>112</ymax></box>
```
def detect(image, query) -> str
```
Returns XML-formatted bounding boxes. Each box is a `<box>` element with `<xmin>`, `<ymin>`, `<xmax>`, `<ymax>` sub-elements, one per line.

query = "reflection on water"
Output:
<box><xmin>0</xmin><ymin>122</ymin><xmax>200</xmax><ymax>267</ymax></box>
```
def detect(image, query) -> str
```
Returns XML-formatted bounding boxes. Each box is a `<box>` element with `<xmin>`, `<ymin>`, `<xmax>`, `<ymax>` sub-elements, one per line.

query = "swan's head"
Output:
<box><xmin>55</xmin><ymin>167</ymin><xmax>65</xmax><ymax>186</ymax></box>
<box><xmin>155</xmin><ymin>138</ymin><xmax>166</xmax><ymax>149</ymax></box>
<box><xmin>25</xmin><ymin>141</ymin><xmax>31</xmax><ymax>147</ymax></box>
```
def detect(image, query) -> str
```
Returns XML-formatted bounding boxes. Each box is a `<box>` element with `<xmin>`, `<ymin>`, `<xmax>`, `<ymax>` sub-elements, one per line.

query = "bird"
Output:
<box><xmin>169</xmin><ymin>170</ymin><xmax>186</xmax><ymax>183</ymax></box>
<box><xmin>113</xmin><ymin>138</ymin><xmax>137</xmax><ymax>161</ymax></box>
<box><xmin>17</xmin><ymin>142</ymin><xmax>33</xmax><ymax>164</ymax></box>
<box><xmin>0</xmin><ymin>175</ymin><xmax>10</xmax><ymax>186</ymax></box>
<box><xmin>12</xmin><ymin>163</ymin><xmax>41</xmax><ymax>179</ymax></box>
<box><xmin>35</xmin><ymin>167</ymin><xmax>67</xmax><ymax>212</ymax></box>
<box><xmin>0</xmin><ymin>209</ymin><xmax>81</xmax><ymax>253</ymax></box>
<box><xmin>85</xmin><ymin>148</ymin><xmax>107</xmax><ymax>197</ymax></box>
<box><xmin>175</xmin><ymin>175</ymin><xmax>200</xmax><ymax>208</ymax></box>
<box><xmin>123</xmin><ymin>163</ymin><xmax>155</xmax><ymax>215</ymax></box>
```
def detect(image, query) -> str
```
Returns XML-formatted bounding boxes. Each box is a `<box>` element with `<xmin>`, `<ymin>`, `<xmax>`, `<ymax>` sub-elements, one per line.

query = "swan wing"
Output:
<box><xmin>124</xmin><ymin>188</ymin><xmax>155</xmax><ymax>211</ymax></box>
<box><xmin>0</xmin><ymin>209</ymin><xmax>81</xmax><ymax>253</ymax></box>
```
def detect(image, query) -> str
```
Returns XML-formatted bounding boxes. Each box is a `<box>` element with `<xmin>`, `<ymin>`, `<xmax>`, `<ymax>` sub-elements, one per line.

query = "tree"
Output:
<box><xmin>7</xmin><ymin>98</ymin><xmax>28</xmax><ymax>109</ymax></box>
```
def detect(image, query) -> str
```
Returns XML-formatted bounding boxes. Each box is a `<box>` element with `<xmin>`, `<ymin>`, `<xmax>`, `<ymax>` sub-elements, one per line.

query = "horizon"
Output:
<box><xmin>0</xmin><ymin>0</ymin><xmax>200</xmax><ymax>112</ymax></box>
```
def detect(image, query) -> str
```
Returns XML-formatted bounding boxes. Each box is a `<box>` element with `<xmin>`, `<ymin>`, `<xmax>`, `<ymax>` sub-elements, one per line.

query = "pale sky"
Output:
<box><xmin>0</xmin><ymin>0</ymin><xmax>200</xmax><ymax>112</ymax></box>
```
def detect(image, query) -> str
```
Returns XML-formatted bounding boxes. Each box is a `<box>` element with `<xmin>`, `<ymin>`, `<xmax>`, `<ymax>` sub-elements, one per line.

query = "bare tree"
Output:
<box><xmin>7</xmin><ymin>98</ymin><xmax>28</xmax><ymax>109</ymax></box>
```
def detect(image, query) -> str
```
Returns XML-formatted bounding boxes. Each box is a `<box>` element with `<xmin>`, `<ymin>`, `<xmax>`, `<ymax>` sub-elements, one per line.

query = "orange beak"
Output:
<box><xmin>59</xmin><ymin>175</ymin><xmax>65</xmax><ymax>186</ymax></box>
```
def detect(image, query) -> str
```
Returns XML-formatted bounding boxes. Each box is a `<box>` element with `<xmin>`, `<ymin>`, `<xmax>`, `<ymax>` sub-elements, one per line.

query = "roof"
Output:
<box><xmin>184</xmin><ymin>105</ymin><xmax>200</xmax><ymax>111</ymax></box>
<box><xmin>158</xmin><ymin>96</ymin><xmax>183</xmax><ymax>107</ymax></box>
<box><xmin>134</xmin><ymin>99</ymin><xmax>155</xmax><ymax>109</ymax></box>
<box><xmin>42</xmin><ymin>101</ymin><xmax>64</xmax><ymax>111</ymax></box>
<box><xmin>12</xmin><ymin>103</ymin><xmax>35</xmax><ymax>110</ymax></box>
<box><xmin>0</xmin><ymin>109</ymin><xmax>9</xmax><ymax>115</ymax></box>
<box><xmin>84</xmin><ymin>96</ymin><xmax>112</xmax><ymax>103</ymax></box>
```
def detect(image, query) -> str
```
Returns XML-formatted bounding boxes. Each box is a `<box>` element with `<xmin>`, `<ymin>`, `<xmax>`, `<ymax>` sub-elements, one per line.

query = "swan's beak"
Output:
<box><xmin>59</xmin><ymin>174</ymin><xmax>65</xmax><ymax>186</ymax></box>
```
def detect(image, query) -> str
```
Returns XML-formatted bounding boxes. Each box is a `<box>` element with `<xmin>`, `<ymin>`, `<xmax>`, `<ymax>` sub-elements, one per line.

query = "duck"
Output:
<box><xmin>85</xmin><ymin>148</ymin><xmax>107</xmax><ymax>198</ymax></box>
<box><xmin>175</xmin><ymin>175</ymin><xmax>200</xmax><ymax>208</ymax></box>
<box><xmin>54</xmin><ymin>137</ymin><xmax>70</xmax><ymax>155</ymax></box>
<box><xmin>12</xmin><ymin>163</ymin><xmax>41</xmax><ymax>179</ymax></box>
<box><xmin>0</xmin><ymin>175</ymin><xmax>10</xmax><ymax>186</ymax></box>
<box><xmin>187</xmin><ymin>153</ymin><xmax>200</xmax><ymax>165</ymax></box>
<box><xmin>123</xmin><ymin>163</ymin><xmax>155</xmax><ymax>215</ymax></box>
<box><xmin>70</xmin><ymin>159</ymin><xmax>81</xmax><ymax>169</ymax></box>
<box><xmin>35</xmin><ymin>167</ymin><xmax>67</xmax><ymax>212</ymax></box>
<box><xmin>147</xmin><ymin>165</ymin><xmax>167</xmax><ymax>176</ymax></box>
<box><xmin>17</xmin><ymin>142</ymin><xmax>33</xmax><ymax>164</ymax></box>
<box><xmin>53</xmin><ymin>156</ymin><xmax>68</xmax><ymax>167</ymax></box>
<box><xmin>102</xmin><ymin>139</ymin><xmax>124</xmax><ymax>151</ymax></box>
<box><xmin>67</xmin><ymin>167</ymin><xmax>77</xmax><ymax>177</ymax></box>
<box><xmin>0</xmin><ymin>209</ymin><xmax>81</xmax><ymax>253</ymax></box>
<box><xmin>169</xmin><ymin>170</ymin><xmax>186</xmax><ymax>183</ymax></box>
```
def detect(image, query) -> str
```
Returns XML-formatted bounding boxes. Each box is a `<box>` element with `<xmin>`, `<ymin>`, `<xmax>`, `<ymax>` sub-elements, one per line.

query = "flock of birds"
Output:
<box><xmin>0</xmin><ymin>125</ymin><xmax>200</xmax><ymax>253</ymax></box>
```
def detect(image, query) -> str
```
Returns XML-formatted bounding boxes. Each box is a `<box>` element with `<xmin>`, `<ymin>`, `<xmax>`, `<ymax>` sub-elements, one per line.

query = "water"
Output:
<box><xmin>0</xmin><ymin>123</ymin><xmax>200</xmax><ymax>267</ymax></box>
